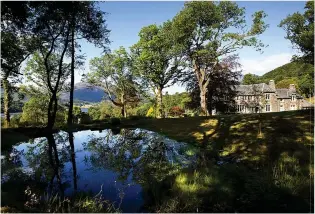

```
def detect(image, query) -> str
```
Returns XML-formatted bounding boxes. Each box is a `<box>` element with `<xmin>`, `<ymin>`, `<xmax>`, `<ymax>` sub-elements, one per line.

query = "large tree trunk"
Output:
<box><xmin>120</xmin><ymin>94</ymin><xmax>127</xmax><ymax>118</ymax></box>
<box><xmin>200</xmin><ymin>86</ymin><xmax>209</xmax><ymax>116</ymax></box>
<box><xmin>67</xmin><ymin>11</ymin><xmax>75</xmax><ymax>127</ymax></box>
<box><xmin>156</xmin><ymin>87</ymin><xmax>164</xmax><ymax>118</ymax></box>
<box><xmin>2</xmin><ymin>78</ymin><xmax>10</xmax><ymax>127</ymax></box>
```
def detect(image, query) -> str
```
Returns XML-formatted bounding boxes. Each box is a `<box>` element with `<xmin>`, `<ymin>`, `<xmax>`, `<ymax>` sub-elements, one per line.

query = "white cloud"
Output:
<box><xmin>164</xmin><ymin>83</ymin><xmax>186</xmax><ymax>95</ymax></box>
<box><xmin>240</xmin><ymin>53</ymin><xmax>292</xmax><ymax>76</ymax></box>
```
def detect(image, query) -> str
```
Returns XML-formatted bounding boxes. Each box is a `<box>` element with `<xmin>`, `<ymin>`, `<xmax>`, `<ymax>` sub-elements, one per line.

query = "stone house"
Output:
<box><xmin>233</xmin><ymin>80</ymin><xmax>312</xmax><ymax>114</ymax></box>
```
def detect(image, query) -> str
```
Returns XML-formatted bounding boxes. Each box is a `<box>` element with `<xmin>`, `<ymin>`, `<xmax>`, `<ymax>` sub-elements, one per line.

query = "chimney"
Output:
<box><xmin>289</xmin><ymin>84</ymin><xmax>296</xmax><ymax>92</ymax></box>
<box><xmin>269</xmin><ymin>80</ymin><xmax>275</xmax><ymax>91</ymax></box>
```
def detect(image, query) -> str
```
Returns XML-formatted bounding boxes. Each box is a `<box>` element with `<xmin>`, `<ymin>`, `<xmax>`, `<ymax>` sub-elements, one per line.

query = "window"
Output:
<box><xmin>290</xmin><ymin>105</ymin><xmax>296</xmax><ymax>110</ymax></box>
<box><xmin>291</xmin><ymin>95</ymin><xmax>296</xmax><ymax>101</ymax></box>
<box><xmin>237</xmin><ymin>105</ymin><xmax>245</xmax><ymax>112</ymax></box>
<box><xmin>265</xmin><ymin>104</ymin><xmax>270</xmax><ymax>112</ymax></box>
<box><xmin>244</xmin><ymin>96</ymin><xmax>247</xmax><ymax>100</ymax></box>
<box><xmin>265</xmin><ymin>94</ymin><xmax>270</xmax><ymax>100</ymax></box>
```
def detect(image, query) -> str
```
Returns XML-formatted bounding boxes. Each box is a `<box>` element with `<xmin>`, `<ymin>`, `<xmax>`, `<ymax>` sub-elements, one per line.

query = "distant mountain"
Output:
<box><xmin>60</xmin><ymin>82</ymin><xmax>110</xmax><ymax>103</ymax></box>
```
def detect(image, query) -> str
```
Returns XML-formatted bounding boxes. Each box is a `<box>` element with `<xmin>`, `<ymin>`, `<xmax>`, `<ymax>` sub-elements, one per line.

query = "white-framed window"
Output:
<box><xmin>265</xmin><ymin>104</ymin><xmax>270</xmax><ymax>112</ymax></box>
<box><xmin>291</xmin><ymin>94</ymin><xmax>296</xmax><ymax>101</ymax></box>
<box><xmin>290</xmin><ymin>105</ymin><xmax>296</xmax><ymax>110</ymax></box>
<box><xmin>237</xmin><ymin>105</ymin><xmax>245</xmax><ymax>112</ymax></box>
<box><xmin>265</xmin><ymin>94</ymin><xmax>270</xmax><ymax>100</ymax></box>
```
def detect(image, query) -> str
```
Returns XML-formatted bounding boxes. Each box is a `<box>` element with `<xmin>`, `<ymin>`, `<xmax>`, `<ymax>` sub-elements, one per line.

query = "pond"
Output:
<box><xmin>1</xmin><ymin>128</ymin><xmax>197</xmax><ymax>212</ymax></box>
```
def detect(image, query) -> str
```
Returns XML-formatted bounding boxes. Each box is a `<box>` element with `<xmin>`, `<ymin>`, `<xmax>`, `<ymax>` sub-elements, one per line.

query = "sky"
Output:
<box><xmin>76</xmin><ymin>1</ymin><xmax>307</xmax><ymax>94</ymax></box>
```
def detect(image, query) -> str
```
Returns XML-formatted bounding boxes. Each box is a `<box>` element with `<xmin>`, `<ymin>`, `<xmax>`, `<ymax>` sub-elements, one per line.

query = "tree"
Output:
<box><xmin>279</xmin><ymin>1</ymin><xmax>314</xmax><ymax>64</ymax></box>
<box><xmin>242</xmin><ymin>73</ymin><xmax>260</xmax><ymax>85</ymax></box>
<box><xmin>186</xmin><ymin>55</ymin><xmax>241</xmax><ymax>115</ymax></box>
<box><xmin>131</xmin><ymin>22</ymin><xmax>183</xmax><ymax>118</ymax></box>
<box><xmin>29</xmin><ymin>2</ymin><xmax>74</xmax><ymax>129</ymax></box>
<box><xmin>23</xmin><ymin>50</ymin><xmax>70</xmax><ymax>129</ymax></box>
<box><xmin>1</xmin><ymin>2</ymin><xmax>37</xmax><ymax>127</ymax></box>
<box><xmin>172</xmin><ymin>1</ymin><xmax>268</xmax><ymax>115</ymax></box>
<box><xmin>66</xmin><ymin>2</ymin><xmax>110</xmax><ymax>127</ymax></box>
<box><xmin>87</xmin><ymin>47</ymin><xmax>139</xmax><ymax>117</ymax></box>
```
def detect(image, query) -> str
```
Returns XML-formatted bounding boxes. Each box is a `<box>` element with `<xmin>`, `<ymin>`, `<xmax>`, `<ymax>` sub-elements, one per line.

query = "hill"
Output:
<box><xmin>60</xmin><ymin>82</ymin><xmax>110</xmax><ymax>104</ymax></box>
<box><xmin>243</xmin><ymin>62</ymin><xmax>314</xmax><ymax>97</ymax></box>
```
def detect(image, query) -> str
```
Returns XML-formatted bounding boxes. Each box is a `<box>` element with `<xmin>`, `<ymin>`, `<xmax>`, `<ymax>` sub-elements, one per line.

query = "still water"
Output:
<box><xmin>1</xmin><ymin>128</ymin><xmax>196</xmax><ymax>212</ymax></box>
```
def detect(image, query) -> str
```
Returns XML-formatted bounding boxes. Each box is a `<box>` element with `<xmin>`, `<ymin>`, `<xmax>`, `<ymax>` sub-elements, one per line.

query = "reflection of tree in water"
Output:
<box><xmin>83</xmin><ymin>128</ymin><xmax>187</xmax><ymax>211</ymax></box>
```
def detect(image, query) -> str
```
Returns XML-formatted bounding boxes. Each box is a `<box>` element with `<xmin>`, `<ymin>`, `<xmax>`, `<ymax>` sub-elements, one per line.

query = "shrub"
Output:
<box><xmin>110</xmin><ymin>117</ymin><xmax>120</xmax><ymax>126</ymax></box>
<box><xmin>146</xmin><ymin>106</ymin><xmax>155</xmax><ymax>117</ymax></box>
<box><xmin>169</xmin><ymin>106</ymin><xmax>185</xmax><ymax>117</ymax></box>
<box><xmin>9</xmin><ymin>114</ymin><xmax>22</xmax><ymax>128</ymax></box>
<box><xmin>78</xmin><ymin>113</ymin><xmax>92</xmax><ymax>124</ymax></box>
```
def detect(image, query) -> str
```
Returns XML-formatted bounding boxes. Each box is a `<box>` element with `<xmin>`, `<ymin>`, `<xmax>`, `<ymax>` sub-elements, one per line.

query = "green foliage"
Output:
<box><xmin>20</xmin><ymin>96</ymin><xmax>49</xmax><ymax>126</ymax></box>
<box><xmin>88</xmin><ymin>106</ymin><xmax>101</xmax><ymax>121</ymax></box>
<box><xmin>246</xmin><ymin>62</ymin><xmax>314</xmax><ymax>97</ymax></box>
<box><xmin>78</xmin><ymin>113</ymin><xmax>92</xmax><ymax>124</ymax></box>
<box><xmin>279</xmin><ymin>1</ymin><xmax>314</xmax><ymax>64</ymax></box>
<box><xmin>146</xmin><ymin>106</ymin><xmax>156</xmax><ymax>118</ymax></box>
<box><xmin>163</xmin><ymin>92</ymin><xmax>191</xmax><ymax>115</ymax></box>
<box><xmin>99</xmin><ymin>102</ymin><xmax>121</xmax><ymax>119</ymax></box>
<box><xmin>242</xmin><ymin>73</ymin><xmax>260</xmax><ymax>85</ymax></box>
<box><xmin>20</xmin><ymin>95</ymin><xmax>67</xmax><ymax>127</ymax></box>
<box><xmin>134</xmin><ymin>102</ymin><xmax>152</xmax><ymax>117</ymax></box>
<box><xmin>87</xmin><ymin>46</ymin><xmax>139</xmax><ymax>117</ymax></box>
<box><xmin>23</xmin><ymin>187</ymin><xmax>118</xmax><ymax>213</ymax></box>
<box><xmin>275</xmin><ymin>78</ymin><xmax>298</xmax><ymax>89</ymax></box>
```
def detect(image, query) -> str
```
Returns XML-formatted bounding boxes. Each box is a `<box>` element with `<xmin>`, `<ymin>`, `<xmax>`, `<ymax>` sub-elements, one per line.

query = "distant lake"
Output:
<box><xmin>0</xmin><ymin>112</ymin><xmax>21</xmax><ymax>118</ymax></box>
<box><xmin>81</xmin><ymin>108</ymin><xmax>88</xmax><ymax>113</ymax></box>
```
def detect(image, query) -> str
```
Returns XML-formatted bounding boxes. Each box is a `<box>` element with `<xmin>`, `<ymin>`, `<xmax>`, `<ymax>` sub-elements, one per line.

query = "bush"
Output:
<box><xmin>169</xmin><ymin>106</ymin><xmax>185</xmax><ymax>117</ymax></box>
<box><xmin>78</xmin><ymin>113</ymin><xmax>92</xmax><ymax>124</ymax></box>
<box><xmin>9</xmin><ymin>114</ymin><xmax>22</xmax><ymax>128</ymax></box>
<box><xmin>146</xmin><ymin>106</ymin><xmax>156</xmax><ymax>117</ymax></box>
<box><xmin>110</xmin><ymin>117</ymin><xmax>120</xmax><ymax>126</ymax></box>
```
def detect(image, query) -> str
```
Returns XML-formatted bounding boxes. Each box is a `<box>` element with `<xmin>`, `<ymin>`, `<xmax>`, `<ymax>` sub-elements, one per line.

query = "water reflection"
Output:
<box><xmin>1</xmin><ymin>128</ymin><xmax>194</xmax><ymax>212</ymax></box>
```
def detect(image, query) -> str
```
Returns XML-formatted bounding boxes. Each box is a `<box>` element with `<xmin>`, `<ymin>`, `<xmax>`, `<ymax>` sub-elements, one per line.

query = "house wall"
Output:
<box><xmin>233</xmin><ymin>94</ymin><xmax>303</xmax><ymax>114</ymax></box>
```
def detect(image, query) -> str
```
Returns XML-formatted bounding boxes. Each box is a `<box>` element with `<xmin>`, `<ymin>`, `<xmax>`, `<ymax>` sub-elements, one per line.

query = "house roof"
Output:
<box><xmin>235</xmin><ymin>83</ymin><xmax>275</xmax><ymax>95</ymax></box>
<box><xmin>301</xmin><ymin>99</ymin><xmax>314</xmax><ymax>107</ymax></box>
<box><xmin>235</xmin><ymin>83</ymin><xmax>304</xmax><ymax>99</ymax></box>
<box><xmin>276</xmin><ymin>88</ymin><xmax>303</xmax><ymax>99</ymax></box>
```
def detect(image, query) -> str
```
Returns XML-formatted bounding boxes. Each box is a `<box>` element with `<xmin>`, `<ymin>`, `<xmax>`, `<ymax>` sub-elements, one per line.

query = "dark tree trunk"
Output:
<box><xmin>120</xmin><ymin>94</ymin><xmax>127</xmax><ymax>118</ymax></box>
<box><xmin>67</xmin><ymin>12</ymin><xmax>75</xmax><ymax>127</ymax></box>
<box><xmin>47</xmin><ymin>93</ymin><xmax>57</xmax><ymax>130</ymax></box>
<box><xmin>157</xmin><ymin>87</ymin><xmax>164</xmax><ymax>118</ymax></box>
<box><xmin>68</xmin><ymin>131</ymin><xmax>77</xmax><ymax>191</ymax></box>
<box><xmin>47</xmin><ymin>134</ymin><xmax>63</xmax><ymax>196</ymax></box>
<box><xmin>2</xmin><ymin>78</ymin><xmax>10</xmax><ymax>127</ymax></box>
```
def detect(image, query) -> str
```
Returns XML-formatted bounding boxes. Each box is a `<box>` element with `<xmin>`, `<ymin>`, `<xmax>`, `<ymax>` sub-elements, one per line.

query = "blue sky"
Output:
<box><xmin>76</xmin><ymin>1</ymin><xmax>307</xmax><ymax>94</ymax></box>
